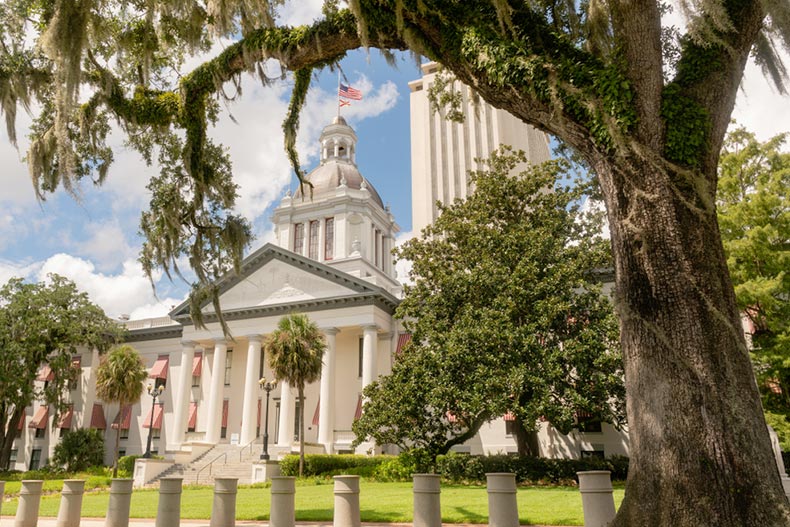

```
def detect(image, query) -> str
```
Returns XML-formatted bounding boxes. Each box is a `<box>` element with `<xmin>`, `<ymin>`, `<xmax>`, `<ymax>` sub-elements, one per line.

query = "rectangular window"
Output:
<box><xmin>224</xmin><ymin>350</ymin><xmax>233</xmax><ymax>386</ymax></box>
<box><xmin>221</xmin><ymin>427</ymin><xmax>227</xmax><ymax>439</ymax></box>
<box><xmin>120</xmin><ymin>427</ymin><xmax>129</xmax><ymax>440</ymax></box>
<box><xmin>29</xmin><ymin>449</ymin><xmax>42</xmax><ymax>471</ymax></box>
<box><xmin>259</xmin><ymin>349</ymin><xmax>265</xmax><ymax>381</ymax></box>
<box><xmin>118</xmin><ymin>449</ymin><xmax>126</xmax><ymax>457</ymax></box>
<box><xmin>375</xmin><ymin>229</ymin><xmax>381</xmax><ymax>267</ymax></box>
<box><xmin>35</xmin><ymin>427</ymin><xmax>46</xmax><ymax>439</ymax></box>
<box><xmin>324</xmin><ymin>218</ymin><xmax>334</xmax><ymax>260</ymax></box>
<box><xmin>60</xmin><ymin>427</ymin><xmax>70</xmax><ymax>438</ymax></box>
<box><xmin>505</xmin><ymin>420</ymin><xmax>516</xmax><ymax>437</ymax></box>
<box><xmin>293</xmin><ymin>399</ymin><xmax>302</xmax><ymax>441</ymax></box>
<box><xmin>358</xmin><ymin>337</ymin><xmax>364</xmax><ymax>378</ymax></box>
<box><xmin>69</xmin><ymin>356</ymin><xmax>81</xmax><ymax>390</ymax></box>
<box><xmin>8</xmin><ymin>449</ymin><xmax>17</xmax><ymax>469</ymax></box>
<box><xmin>192</xmin><ymin>375</ymin><xmax>200</xmax><ymax>388</ymax></box>
<box><xmin>293</xmin><ymin>223</ymin><xmax>304</xmax><ymax>254</ymax></box>
<box><xmin>152</xmin><ymin>427</ymin><xmax>161</xmax><ymax>439</ymax></box>
<box><xmin>581</xmin><ymin>449</ymin><xmax>605</xmax><ymax>459</ymax></box>
<box><xmin>308</xmin><ymin>220</ymin><xmax>320</xmax><ymax>260</ymax></box>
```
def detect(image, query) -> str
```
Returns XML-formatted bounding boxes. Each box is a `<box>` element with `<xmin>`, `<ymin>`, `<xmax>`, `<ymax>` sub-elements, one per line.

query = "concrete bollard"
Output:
<box><xmin>15</xmin><ymin>480</ymin><xmax>44</xmax><ymax>527</ymax></box>
<box><xmin>56</xmin><ymin>480</ymin><xmax>86</xmax><ymax>527</ymax></box>
<box><xmin>209</xmin><ymin>477</ymin><xmax>238</xmax><ymax>527</ymax></box>
<box><xmin>333</xmin><ymin>475</ymin><xmax>361</xmax><ymax>527</ymax></box>
<box><xmin>413</xmin><ymin>474</ymin><xmax>441</xmax><ymax>527</ymax></box>
<box><xmin>270</xmin><ymin>476</ymin><xmax>296</xmax><ymax>527</ymax></box>
<box><xmin>155</xmin><ymin>477</ymin><xmax>183</xmax><ymax>527</ymax></box>
<box><xmin>577</xmin><ymin>470</ymin><xmax>616</xmax><ymax>527</ymax></box>
<box><xmin>105</xmin><ymin>479</ymin><xmax>134</xmax><ymax>527</ymax></box>
<box><xmin>0</xmin><ymin>480</ymin><xmax>4</xmax><ymax>517</ymax></box>
<box><xmin>486</xmin><ymin>473</ymin><xmax>519</xmax><ymax>527</ymax></box>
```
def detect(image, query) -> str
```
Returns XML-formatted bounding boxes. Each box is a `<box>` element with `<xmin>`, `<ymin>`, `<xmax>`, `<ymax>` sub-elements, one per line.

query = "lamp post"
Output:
<box><xmin>143</xmin><ymin>384</ymin><xmax>165</xmax><ymax>459</ymax></box>
<box><xmin>259</xmin><ymin>377</ymin><xmax>278</xmax><ymax>460</ymax></box>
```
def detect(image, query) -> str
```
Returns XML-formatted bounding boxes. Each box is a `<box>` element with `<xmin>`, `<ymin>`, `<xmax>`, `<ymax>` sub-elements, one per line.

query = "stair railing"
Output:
<box><xmin>239</xmin><ymin>436</ymin><xmax>260</xmax><ymax>462</ymax></box>
<box><xmin>195</xmin><ymin>451</ymin><xmax>228</xmax><ymax>484</ymax></box>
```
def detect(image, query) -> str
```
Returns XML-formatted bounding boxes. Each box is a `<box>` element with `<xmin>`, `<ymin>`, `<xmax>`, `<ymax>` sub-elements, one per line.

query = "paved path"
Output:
<box><xmin>1</xmin><ymin>517</ymin><xmax>567</xmax><ymax>527</ymax></box>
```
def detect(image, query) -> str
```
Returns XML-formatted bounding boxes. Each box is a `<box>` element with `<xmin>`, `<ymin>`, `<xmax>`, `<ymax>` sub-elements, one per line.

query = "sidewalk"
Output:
<box><xmin>1</xmin><ymin>518</ymin><xmax>567</xmax><ymax>527</ymax></box>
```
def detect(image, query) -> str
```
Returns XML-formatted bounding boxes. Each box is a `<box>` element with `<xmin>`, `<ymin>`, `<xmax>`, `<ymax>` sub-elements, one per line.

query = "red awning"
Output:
<box><xmin>37</xmin><ymin>365</ymin><xmax>54</xmax><ymax>382</ymax></box>
<box><xmin>188</xmin><ymin>402</ymin><xmax>198</xmax><ymax>429</ymax></box>
<box><xmin>354</xmin><ymin>395</ymin><xmax>363</xmax><ymax>421</ymax></box>
<box><xmin>91</xmin><ymin>404</ymin><xmax>107</xmax><ymax>429</ymax></box>
<box><xmin>29</xmin><ymin>405</ymin><xmax>49</xmax><ymax>429</ymax></box>
<box><xmin>257</xmin><ymin>399</ymin><xmax>262</xmax><ymax>427</ymax></box>
<box><xmin>503</xmin><ymin>411</ymin><xmax>516</xmax><ymax>422</ymax></box>
<box><xmin>312</xmin><ymin>398</ymin><xmax>320</xmax><ymax>426</ymax></box>
<box><xmin>143</xmin><ymin>403</ymin><xmax>164</xmax><ymax>429</ymax></box>
<box><xmin>446</xmin><ymin>411</ymin><xmax>458</xmax><ymax>423</ymax></box>
<box><xmin>222</xmin><ymin>400</ymin><xmax>229</xmax><ymax>428</ymax></box>
<box><xmin>112</xmin><ymin>405</ymin><xmax>132</xmax><ymax>430</ymax></box>
<box><xmin>395</xmin><ymin>333</ymin><xmax>412</xmax><ymax>355</ymax></box>
<box><xmin>150</xmin><ymin>355</ymin><xmax>169</xmax><ymax>379</ymax></box>
<box><xmin>58</xmin><ymin>405</ymin><xmax>74</xmax><ymax>429</ymax></box>
<box><xmin>192</xmin><ymin>352</ymin><xmax>203</xmax><ymax>377</ymax></box>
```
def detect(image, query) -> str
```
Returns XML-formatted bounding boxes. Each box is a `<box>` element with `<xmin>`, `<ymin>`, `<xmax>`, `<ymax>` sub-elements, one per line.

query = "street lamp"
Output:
<box><xmin>143</xmin><ymin>383</ymin><xmax>165</xmax><ymax>459</ymax></box>
<box><xmin>259</xmin><ymin>377</ymin><xmax>278</xmax><ymax>460</ymax></box>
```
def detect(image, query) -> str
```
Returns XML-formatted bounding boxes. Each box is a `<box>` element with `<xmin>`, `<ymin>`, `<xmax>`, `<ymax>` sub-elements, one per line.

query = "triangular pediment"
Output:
<box><xmin>170</xmin><ymin>244</ymin><xmax>395</xmax><ymax>319</ymax></box>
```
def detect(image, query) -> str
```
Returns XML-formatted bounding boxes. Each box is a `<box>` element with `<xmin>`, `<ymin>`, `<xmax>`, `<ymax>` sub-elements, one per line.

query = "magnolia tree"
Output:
<box><xmin>1</xmin><ymin>1</ymin><xmax>789</xmax><ymax>524</ymax></box>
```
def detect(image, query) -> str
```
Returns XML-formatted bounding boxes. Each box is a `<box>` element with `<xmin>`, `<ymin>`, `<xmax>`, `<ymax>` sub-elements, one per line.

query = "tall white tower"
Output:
<box><xmin>409</xmin><ymin>62</ymin><xmax>552</xmax><ymax>234</ymax></box>
<box><xmin>271</xmin><ymin>116</ymin><xmax>400</xmax><ymax>293</ymax></box>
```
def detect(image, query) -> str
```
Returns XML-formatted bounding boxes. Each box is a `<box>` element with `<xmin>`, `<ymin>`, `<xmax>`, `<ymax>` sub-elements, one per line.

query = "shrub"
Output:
<box><xmin>435</xmin><ymin>452</ymin><xmax>630</xmax><ymax>484</ymax></box>
<box><xmin>51</xmin><ymin>429</ymin><xmax>105</xmax><ymax>472</ymax></box>
<box><xmin>279</xmin><ymin>454</ymin><xmax>390</xmax><ymax>477</ymax></box>
<box><xmin>116</xmin><ymin>455</ymin><xmax>141</xmax><ymax>477</ymax></box>
<box><xmin>372</xmin><ymin>449</ymin><xmax>435</xmax><ymax>482</ymax></box>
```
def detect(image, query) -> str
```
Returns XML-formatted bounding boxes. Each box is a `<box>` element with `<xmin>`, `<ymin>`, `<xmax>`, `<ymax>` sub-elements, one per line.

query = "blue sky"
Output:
<box><xmin>0</xmin><ymin>2</ymin><xmax>788</xmax><ymax>319</ymax></box>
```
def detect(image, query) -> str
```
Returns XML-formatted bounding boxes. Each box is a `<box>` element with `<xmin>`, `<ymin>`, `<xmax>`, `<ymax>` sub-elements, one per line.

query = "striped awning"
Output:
<box><xmin>143</xmin><ymin>403</ymin><xmax>164</xmax><ymax>429</ymax></box>
<box><xmin>395</xmin><ymin>333</ymin><xmax>412</xmax><ymax>354</ymax></box>
<box><xmin>91</xmin><ymin>404</ymin><xmax>107</xmax><ymax>429</ymax></box>
<box><xmin>37</xmin><ymin>365</ymin><xmax>54</xmax><ymax>382</ymax></box>
<box><xmin>354</xmin><ymin>395</ymin><xmax>363</xmax><ymax>421</ymax></box>
<box><xmin>192</xmin><ymin>352</ymin><xmax>203</xmax><ymax>377</ymax></box>
<box><xmin>312</xmin><ymin>398</ymin><xmax>320</xmax><ymax>426</ymax></box>
<box><xmin>29</xmin><ymin>405</ymin><xmax>49</xmax><ymax>429</ymax></box>
<box><xmin>188</xmin><ymin>402</ymin><xmax>198</xmax><ymax>429</ymax></box>
<box><xmin>222</xmin><ymin>400</ymin><xmax>229</xmax><ymax>428</ymax></box>
<box><xmin>58</xmin><ymin>405</ymin><xmax>74</xmax><ymax>429</ymax></box>
<box><xmin>150</xmin><ymin>355</ymin><xmax>169</xmax><ymax>379</ymax></box>
<box><xmin>111</xmin><ymin>405</ymin><xmax>132</xmax><ymax>430</ymax></box>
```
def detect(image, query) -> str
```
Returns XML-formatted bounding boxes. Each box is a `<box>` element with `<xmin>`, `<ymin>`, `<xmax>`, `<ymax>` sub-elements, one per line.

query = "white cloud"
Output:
<box><xmin>129</xmin><ymin>298</ymin><xmax>184</xmax><ymax>320</ymax></box>
<box><xmin>0</xmin><ymin>259</ymin><xmax>41</xmax><ymax>285</ymax></box>
<box><xmin>75</xmin><ymin>220</ymin><xmax>136</xmax><ymax>272</ymax></box>
<box><xmin>36</xmin><ymin>254</ymin><xmax>178</xmax><ymax>318</ymax></box>
<box><xmin>279</xmin><ymin>0</ymin><xmax>325</xmax><ymax>26</ymax></box>
<box><xmin>394</xmin><ymin>229</ymin><xmax>416</xmax><ymax>285</ymax></box>
<box><xmin>733</xmin><ymin>54</ymin><xmax>790</xmax><ymax>143</ymax></box>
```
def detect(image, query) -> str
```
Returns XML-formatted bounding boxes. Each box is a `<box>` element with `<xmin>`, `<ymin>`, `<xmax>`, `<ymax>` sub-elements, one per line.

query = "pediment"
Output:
<box><xmin>170</xmin><ymin>244</ymin><xmax>393</xmax><ymax>320</ymax></box>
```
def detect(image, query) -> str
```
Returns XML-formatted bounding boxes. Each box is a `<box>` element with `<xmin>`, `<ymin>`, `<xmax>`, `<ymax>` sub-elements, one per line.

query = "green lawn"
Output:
<box><xmin>1</xmin><ymin>480</ymin><xmax>624</xmax><ymax>525</ymax></box>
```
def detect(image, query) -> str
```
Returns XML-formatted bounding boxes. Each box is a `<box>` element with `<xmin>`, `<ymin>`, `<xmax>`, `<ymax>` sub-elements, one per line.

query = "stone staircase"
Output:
<box><xmin>151</xmin><ymin>443</ymin><xmax>264</xmax><ymax>486</ymax></box>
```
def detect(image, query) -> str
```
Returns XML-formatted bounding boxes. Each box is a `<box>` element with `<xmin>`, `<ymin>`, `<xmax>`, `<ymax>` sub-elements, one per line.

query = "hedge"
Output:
<box><xmin>279</xmin><ymin>454</ymin><xmax>391</xmax><ymax>477</ymax></box>
<box><xmin>436</xmin><ymin>452</ymin><xmax>629</xmax><ymax>484</ymax></box>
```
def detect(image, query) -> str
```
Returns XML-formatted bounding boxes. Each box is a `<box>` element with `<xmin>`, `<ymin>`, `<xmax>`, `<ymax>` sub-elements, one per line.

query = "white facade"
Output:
<box><xmin>409</xmin><ymin>62</ymin><xmax>552</xmax><ymax>235</ymax></box>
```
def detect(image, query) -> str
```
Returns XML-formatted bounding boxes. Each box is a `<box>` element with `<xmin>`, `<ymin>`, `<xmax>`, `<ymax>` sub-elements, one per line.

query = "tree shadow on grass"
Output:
<box><xmin>361</xmin><ymin>508</ymin><xmax>410</xmax><ymax>522</ymax></box>
<box><xmin>446</xmin><ymin>506</ymin><xmax>487</xmax><ymax>524</ymax></box>
<box><xmin>294</xmin><ymin>508</ymin><xmax>335</xmax><ymax>521</ymax></box>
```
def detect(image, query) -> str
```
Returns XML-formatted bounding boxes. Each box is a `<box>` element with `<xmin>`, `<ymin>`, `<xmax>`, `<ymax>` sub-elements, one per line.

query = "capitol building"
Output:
<box><xmin>7</xmin><ymin>64</ymin><xmax>629</xmax><ymax>475</ymax></box>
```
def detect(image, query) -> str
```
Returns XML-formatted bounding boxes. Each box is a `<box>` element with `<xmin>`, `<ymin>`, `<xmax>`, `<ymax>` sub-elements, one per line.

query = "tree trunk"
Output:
<box><xmin>511</xmin><ymin>419</ymin><xmax>540</xmax><ymax>457</ymax></box>
<box><xmin>298</xmin><ymin>386</ymin><xmax>305</xmax><ymax>478</ymax></box>
<box><xmin>0</xmin><ymin>408</ymin><xmax>24</xmax><ymax>469</ymax></box>
<box><xmin>596</xmin><ymin>155</ymin><xmax>790</xmax><ymax>526</ymax></box>
<box><xmin>113</xmin><ymin>405</ymin><xmax>122</xmax><ymax>478</ymax></box>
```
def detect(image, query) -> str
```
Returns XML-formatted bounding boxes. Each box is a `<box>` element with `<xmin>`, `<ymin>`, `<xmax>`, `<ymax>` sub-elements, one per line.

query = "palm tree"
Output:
<box><xmin>264</xmin><ymin>313</ymin><xmax>326</xmax><ymax>477</ymax></box>
<box><xmin>95</xmin><ymin>344</ymin><xmax>148</xmax><ymax>477</ymax></box>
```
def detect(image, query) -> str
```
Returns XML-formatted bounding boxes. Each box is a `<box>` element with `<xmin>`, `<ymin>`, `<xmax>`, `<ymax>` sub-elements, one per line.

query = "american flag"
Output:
<box><xmin>339</xmin><ymin>83</ymin><xmax>363</xmax><ymax>100</ymax></box>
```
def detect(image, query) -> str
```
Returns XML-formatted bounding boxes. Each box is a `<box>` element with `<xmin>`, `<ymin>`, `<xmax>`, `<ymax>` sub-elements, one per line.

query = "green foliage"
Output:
<box><xmin>116</xmin><ymin>455</ymin><xmax>143</xmax><ymax>477</ymax></box>
<box><xmin>435</xmin><ymin>452</ymin><xmax>629</xmax><ymax>484</ymax></box>
<box><xmin>0</xmin><ymin>275</ymin><xmax>122</xmax><ymax>469</ymax></box>
<box><xmin>354</xmin><ymin>149</ymin><xmax>624</xmax><ymax>459</ymax></box>
<box><xmin>372</xmin><ymin>450</ymin><xmax>435</xmax><ymax>481</ymax></box>
<box><xmin>51</xmin><ymin>428</ymin><xmax>105</xmax><ymax>472</ymax></box>
<box><xmin>717</xmin><ymin>126</ymin><xmax>790</xmax><ymax>426</ymax></box>
<box><xmin>661</xmin><ymin>83</ymin><xmax>710</xmax><ymax>167</ymax></box>
<box><xmin>278</xmin><ymin>454</ymin><xmax>389</xmax><ymax>478</ymax></box>
<box><xmin>95</xmin><ymin>344</ymin><xmax>148</xmax><ymax>477</ymax></box>
<box><xmin>265</xmin><ymin>313</ymin><xmax>326</xmax><ymax>477</ymax></box>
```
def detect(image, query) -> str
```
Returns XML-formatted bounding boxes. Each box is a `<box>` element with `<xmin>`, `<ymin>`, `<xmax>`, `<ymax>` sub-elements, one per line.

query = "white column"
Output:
<box><xmin>277</xmin><ymin>381</ymin><xmax>294</xmax><ymax>447</ymax></box>
<box><xmin>205</xmin><ymin>339</ymin><xmax>228</xmax><ymax>444</ymax></box>
<box><xmin>170</xmin><ymin>341</ymin><xmax>196</xmax><ymax>449</ymax></box>
<box><xmin>318</xmin><ymin>328</ymin><xmax>338</xmax><ymax>452</ymax></box>
<box><xmin>240</xmin><ymin>336</ymin><xmax>262</xmax><ymax>446</ymax></box>
<box><xmin>361</xmin><ymin>325</ymin><xmax>378</xmax><ymax>391</ymax></box>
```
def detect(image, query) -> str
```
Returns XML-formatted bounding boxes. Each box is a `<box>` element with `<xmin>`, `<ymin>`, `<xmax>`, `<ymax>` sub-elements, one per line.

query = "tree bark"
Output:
<box><xmin>0</xmin><ymin>408</ymin><xmax>24</xmax><ymax>469</ymax></box>
<box><xmin>595</xmin><ymin>154</ymin><xmax>790</xmax><ymax>526</ymax></box>
<box><xmin>511</xmin><ymin>419</ymin><xmax>540</xmax><ymax>457</ymax></box>
<box><xmin>298</xmin><ymin>385</ymin><xmax>305</xmax><ymax>478</ymax></box>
